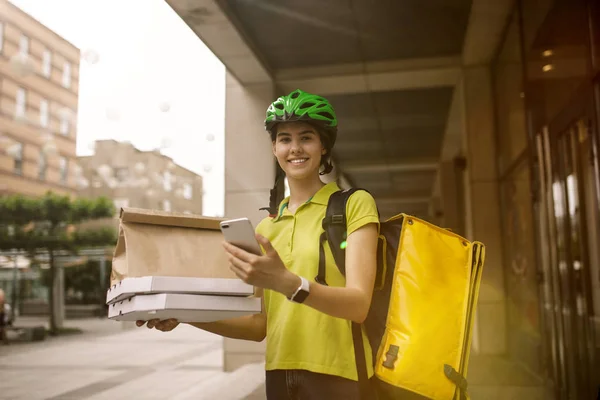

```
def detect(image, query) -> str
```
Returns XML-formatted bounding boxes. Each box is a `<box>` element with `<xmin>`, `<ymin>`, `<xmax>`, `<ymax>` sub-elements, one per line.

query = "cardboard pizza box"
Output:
<box><xmin>106</xmin><ymin>276</ymin><xmax>255</xmax><ymax>305</ymax></box>
<box><xmin>108</xmin><ymin>293</ymin><xmax>262</xmax><ymax>323</ymax></box>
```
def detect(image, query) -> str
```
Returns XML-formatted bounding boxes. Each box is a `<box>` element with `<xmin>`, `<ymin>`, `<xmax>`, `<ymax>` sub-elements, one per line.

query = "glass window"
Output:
<box><xmin>59</xmin><ymin>157</ymin><xmax>68</xmax><ymax>183</ymax></box>
<box><xmin>493</xmin><ymin>9</ymin><xmax>527</xmax><ymax>174</ymax></box>
<box><xmin>183</xmin><ymin>183</ymin><xmax>193</xmax><ymax>200</ymax></box>
<box><xmin>12</xmin><ymin>143</ymin><xmax>23</xmax><ymax>175</ymax></box>
<box><xmin>60</xmin><ymin>115</ymin><xmax>69</xmax><ymax>135</ymax></box>
<box><xmin>62</xmin><ymin>61</ymin><xmax>71</xmax><ymax>88</ymax></box>
<box><xmin>163</xmin><ymin>171</ymin><xmax>172</xmax><ymax>192</ymax></box>
<box><xmin>114</xmin><ymin>167</ymin><xmax>129</xmax><ymax>182</ymax></box>
<box><xmin>592</xmin><ymin>0</ymin><xmax>600</xmax><ymax>71</ymax></box>
<box><xmin>42</xmin><ymin>49</ymin><xmax>52</xmax><ymax>78</ymax></box>
<box><xmin>500</xmin><ymin>158</ymin><xmax>541</xmax><ymax>373</ymax></box>
<box><xmin>521</xmin><ymin>0</ymin><xmax>592</xmax><ymax>131</ymax></box>
<box><xmin>39</xmin><ymin>99</ymin><xmax>49</xmax><ymax>128</ymax></box>
<box><xmin>38</xmin><ymin>150</ymin><xmax>47</xmax><ymax>180</ymax></box>
<box><xmin>19</xmin><ymin>35</ymin><xmax>29</xmax><ymax>55</ymax></box>
<box><xmin>15</xmin><ymin>88</ymin><xmax>26</xmax><ymax>118</ymax></box>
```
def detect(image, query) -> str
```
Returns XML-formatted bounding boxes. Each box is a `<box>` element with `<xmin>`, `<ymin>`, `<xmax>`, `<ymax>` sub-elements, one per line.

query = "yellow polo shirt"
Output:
<box><xmin>255</xmin><ymin>182</ymin><xmax>379</xmax><ymax>381</ymax></box>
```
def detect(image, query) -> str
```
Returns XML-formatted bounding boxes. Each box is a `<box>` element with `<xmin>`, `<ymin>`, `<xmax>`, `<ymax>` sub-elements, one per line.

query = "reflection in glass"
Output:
<box><xmin>500</xmin><ymin>160</ymin><xmax>541</xmax><ymax>373</ymax></box>
<box><xmin>521</xmin><ymin>0</ymin><xmax>592</xmax><ymax>132</ymax></box>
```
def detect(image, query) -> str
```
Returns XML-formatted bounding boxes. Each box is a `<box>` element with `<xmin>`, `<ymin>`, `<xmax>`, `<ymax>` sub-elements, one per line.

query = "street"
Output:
<box><xmin>0</xmin><ymin>318</ymin><xmax>266</xmax><ymax>400</ymax></box>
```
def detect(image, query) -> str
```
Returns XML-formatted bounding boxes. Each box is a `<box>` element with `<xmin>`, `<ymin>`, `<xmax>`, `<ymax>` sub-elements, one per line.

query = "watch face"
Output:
<box><xmin>293</xmin><ymin>289</ymin><xmax>309</xmax><ymax>304</ymax></box>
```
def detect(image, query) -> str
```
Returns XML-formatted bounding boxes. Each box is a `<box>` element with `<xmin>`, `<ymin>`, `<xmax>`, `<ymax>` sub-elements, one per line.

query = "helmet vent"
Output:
<box><xmin>291</xmin><ymin>91</ymin><xmax>300</xmax><ymax>99</ymax></box>
<box><xmin>317</xmin><ymin>112</ymin><xmax>334</xmax><ymax>120</ymax></box>
<box><xmin>317</xmin><ymin>103</ymin><xmax>327</xmax><ymax>108</ymax></box>
<box><xmin>299</xmin><ymin>102</ymin><xmax>315</xmax><ymax>109</ymax></box>
<box><xmin>274</xmin><ymin>103</ymin><xmax>284</xmax><ymax>110</ymax></box>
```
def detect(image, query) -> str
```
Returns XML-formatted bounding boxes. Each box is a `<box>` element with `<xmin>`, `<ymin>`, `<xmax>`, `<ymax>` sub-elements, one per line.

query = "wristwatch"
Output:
<box><xmin>288</xmin><ymin>276</ymin><xmax>310</xmax><ymax>303</ymax></box>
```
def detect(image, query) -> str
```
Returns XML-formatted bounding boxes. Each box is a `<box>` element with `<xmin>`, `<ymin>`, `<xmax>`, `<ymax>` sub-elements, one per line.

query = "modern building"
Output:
<box><xmin>77</xmin><ymin>139</ymin><xmax>203</xmax><ymax>215</ymax></box>
<box><xmin>166</xmin><ymin>0</ymin><xmax>600</xmax><ymax>398</ymax></box>
<box><xmin>0</xmin><ymin>0</ymin><xmax>80</xmax><ymax>197</ymax></box>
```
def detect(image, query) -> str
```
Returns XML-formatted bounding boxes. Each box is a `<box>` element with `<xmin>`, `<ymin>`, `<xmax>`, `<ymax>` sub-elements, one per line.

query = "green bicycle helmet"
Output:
<box><xmin>265</xmin><ymin>89</ymin><xmax>338</xmax><ymax>149</ymax></box>
<box><xmin>260</xmin><ymin>89</ymin><xmax>338</xmax><ymax>216</ymax></box>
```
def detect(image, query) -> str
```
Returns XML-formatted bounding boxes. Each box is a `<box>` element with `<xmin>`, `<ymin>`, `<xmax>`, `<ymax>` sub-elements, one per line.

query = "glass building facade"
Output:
<box><xmin>492</xmin><ymin>0</ymin><xmax>600</xmax><ymax>397</ymax></box>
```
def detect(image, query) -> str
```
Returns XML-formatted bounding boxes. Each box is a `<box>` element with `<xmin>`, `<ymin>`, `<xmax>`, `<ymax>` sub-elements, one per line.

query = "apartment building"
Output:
<box><xmin>78</xmin><ymin>140</ymin><xmax>203</xmax><ymax>215</ymax></box>
<box><xmin>0</xmin><ymin>0</ymin><xmax>80</xmax><ymax>197</ymax></box>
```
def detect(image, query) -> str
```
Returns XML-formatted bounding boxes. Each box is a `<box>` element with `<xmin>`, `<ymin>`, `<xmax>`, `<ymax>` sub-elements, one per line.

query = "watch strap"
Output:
<box><xmin>289</xmin><ymin>276</ymin><xmax>310</xmax><ymax>303</ymax></box>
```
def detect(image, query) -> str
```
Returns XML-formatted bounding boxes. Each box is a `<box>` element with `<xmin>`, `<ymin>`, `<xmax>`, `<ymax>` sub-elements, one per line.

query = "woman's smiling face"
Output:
<box><xmin>272</xmin><ymin>121</ymin><xmax>326</xmax><ymax>181</ymax></box>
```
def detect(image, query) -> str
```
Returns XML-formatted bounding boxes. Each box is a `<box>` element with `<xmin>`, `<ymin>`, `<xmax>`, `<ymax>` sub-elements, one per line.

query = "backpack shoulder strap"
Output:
<box><xmin>316</xmin><ymin>188</ymin><xmax>364</xmax><ymax>285</ymax></box>
<box><xmin>318</xmin><ymin>187</ymin><xmax>374</xmax><ymax>400</ymax></box>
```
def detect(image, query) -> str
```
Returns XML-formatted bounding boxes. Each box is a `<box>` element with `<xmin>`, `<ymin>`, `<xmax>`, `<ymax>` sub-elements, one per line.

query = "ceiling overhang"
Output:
<box><xmin>165</xmin><ymin>0</ymin><xmax>272</xmax><ymax>84</ymax></box>
<box><xmin>166</xmin><ymin>0</ymin><xmax>517</xmax><ymax>219</ymax></box>
<box><xmin>276</xmin><ymin>56</ymin><xmax>461</xmax><ymax>95</ymax></box>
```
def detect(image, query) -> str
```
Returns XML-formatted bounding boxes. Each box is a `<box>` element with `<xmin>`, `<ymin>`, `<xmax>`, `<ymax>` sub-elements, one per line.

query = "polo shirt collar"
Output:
<box><xmin>311</xmin><ymin>182</ymin><xmax>340</xmax><ymax>205</ymax></box>
<box><xmin>273</xmin><ymin>182</ymin><xmax>341</xmax><ymax>221</ymax></box>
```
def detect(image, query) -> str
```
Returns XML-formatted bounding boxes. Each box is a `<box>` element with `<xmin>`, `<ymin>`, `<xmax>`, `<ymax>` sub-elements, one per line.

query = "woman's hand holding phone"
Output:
<box><xmin>222</xmin><ymin>234</ymin><xmax>300</xmax><ymax>298</ymax></box>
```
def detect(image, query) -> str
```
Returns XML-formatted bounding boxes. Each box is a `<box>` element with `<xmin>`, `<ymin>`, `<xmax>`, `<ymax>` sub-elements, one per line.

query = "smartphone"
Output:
<box><xmin>220</xmin><ymin>218</ymin><xmax>262</xmax><ymax>255</ymax></box>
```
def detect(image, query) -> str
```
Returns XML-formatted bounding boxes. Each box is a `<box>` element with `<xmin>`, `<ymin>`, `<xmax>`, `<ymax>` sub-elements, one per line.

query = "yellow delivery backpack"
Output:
<box><xmin>318</xmin><ymin>188</ymin><xmax>485</xmax><ymax>400</ymax></box>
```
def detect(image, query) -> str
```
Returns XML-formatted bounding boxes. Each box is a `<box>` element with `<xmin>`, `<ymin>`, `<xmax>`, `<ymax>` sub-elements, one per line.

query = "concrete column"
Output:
<box><xmin>439</xmin><ymin>160</ymin><xmax>462</xmax><ymax>233</ymax></box>
<box><xmin>461</xmin><ymin>67</ymin><xmax>507</xmax><ymax>355</ymax></box>
<box><xmin>223</xmin><ymin>72</ymin><xmax>274</xmax><ymax>371</ymax></box>
<box><xmin>224</xmin><ymin>72</ymin><xmax>275</xmax><ymax>225</ymax></box>
<box><xmin>428</xmin><ymin>196</ymin><xmax>443</xmax><ymax>226</ymax></box>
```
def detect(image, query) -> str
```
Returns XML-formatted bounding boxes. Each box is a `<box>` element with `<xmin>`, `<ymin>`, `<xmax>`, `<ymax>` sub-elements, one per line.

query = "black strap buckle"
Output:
<box><xmin>331</xmin><ymin>214</ymin><xmax>344</xmax><ymax>224</ymax></box>
<box><xmin>322</xmin><ymin>214</ymin><xmax>344</xmax><ymax>230</ymax></box>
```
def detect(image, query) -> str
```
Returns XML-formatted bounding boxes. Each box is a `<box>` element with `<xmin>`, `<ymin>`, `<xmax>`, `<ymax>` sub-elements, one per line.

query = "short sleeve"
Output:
<box><xmin>255</xmin><ymin>217</ymin><xmax>269</xmax><ymax>236</ymax></box>
<box><xmin>345</xmin><ymin>190</ymin><xmax>379</xmax><ymax>236</ymax></box>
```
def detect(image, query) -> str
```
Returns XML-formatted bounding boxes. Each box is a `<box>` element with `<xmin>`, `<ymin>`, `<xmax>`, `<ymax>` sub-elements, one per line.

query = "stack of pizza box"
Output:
<box><xmin>106</xmin><ymin>208</ymin><xmax>261</xmax><ymax>323</ymax></box>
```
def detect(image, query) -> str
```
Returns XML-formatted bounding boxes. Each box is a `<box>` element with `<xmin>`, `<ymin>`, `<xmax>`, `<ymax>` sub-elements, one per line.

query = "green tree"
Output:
<box><xmin>62</xmin><ymin>259</ymin><xmax>112</xmax><ymax>305</ymax></box>
<box><xmin>0</xmin><ymin>192</ymin><xmax>116</xmax><ymax>334</ymax></box>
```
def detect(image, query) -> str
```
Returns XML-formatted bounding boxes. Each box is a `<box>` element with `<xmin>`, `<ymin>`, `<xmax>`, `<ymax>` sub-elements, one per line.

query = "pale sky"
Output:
<box><xmin>9</xmin><ymin>0</ymin><xmax>226</xmax><ymax>217</ymax></box>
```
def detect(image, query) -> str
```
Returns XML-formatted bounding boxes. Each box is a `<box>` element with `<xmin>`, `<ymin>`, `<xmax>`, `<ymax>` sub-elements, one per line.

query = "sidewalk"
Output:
<box><xmin>11</xmin><ymin>315</ymin><xmax>132</xmax><ymax>336</ymax></box>
<box><xmin>0</xmin><ymin>318</ymin><xmax>266</xmax><ymax>400</ymax></box>
<box><xmin>1</xmin><ymin>316</ymin><xmax>551</xmax><ymax>399</ymax></box>
<box><xmin>1</xmin><ymin>316</ymin><xmax>134</xmax><ymax>357</ymax></box>
<box><xmin>3</xmin><ymin>316</ymin><xmax>554</xmax><ymax>400</ymax></box>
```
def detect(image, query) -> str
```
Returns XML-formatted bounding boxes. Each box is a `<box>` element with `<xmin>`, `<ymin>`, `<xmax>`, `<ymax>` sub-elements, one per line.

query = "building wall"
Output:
<box><xmin>0</xmin><ymin>0</ymin><xmax>79</xmax><ymax>197</ymax></box>
<box><xmin>78</xmin><ymin>140</ymin><xmax>203</xmax><ymax>215</ymax></box>
<box><xmin>487</xmin><ymin>0</ymin><xmax>600</xmax><ymax>397</ymax></box>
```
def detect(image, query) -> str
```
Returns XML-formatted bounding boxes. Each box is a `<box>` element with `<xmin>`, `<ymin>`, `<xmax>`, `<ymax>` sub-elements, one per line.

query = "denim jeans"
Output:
<box><xmin>265</xmin><ymin>369</ymin><xmax>369</xmax><ymax>400</ymax></box>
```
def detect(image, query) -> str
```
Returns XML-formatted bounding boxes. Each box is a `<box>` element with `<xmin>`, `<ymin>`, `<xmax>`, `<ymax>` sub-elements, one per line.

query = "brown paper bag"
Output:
<box><xmin>111</xmin><ymin>208</ymin><xmax>236</xmax><ymax>285</ymax></box>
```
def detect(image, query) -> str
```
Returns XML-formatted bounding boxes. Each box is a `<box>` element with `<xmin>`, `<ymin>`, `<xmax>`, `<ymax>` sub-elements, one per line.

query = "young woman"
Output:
<box><xmin>137</xmin><ymin>89</ymin><xmax>379</xmax><ymax>399</ymax></box>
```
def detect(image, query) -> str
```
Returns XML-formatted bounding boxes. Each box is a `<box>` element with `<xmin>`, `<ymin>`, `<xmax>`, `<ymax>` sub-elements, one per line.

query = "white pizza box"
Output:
<box><xmin>106</xmin><ymin>276</ymin><xmax>254</xmax><ymax>305</ymax></box>
<box><xmin>108</xmin><ymin>293</ymin><xmax>262</xmax><ymax>323</ymax></box>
